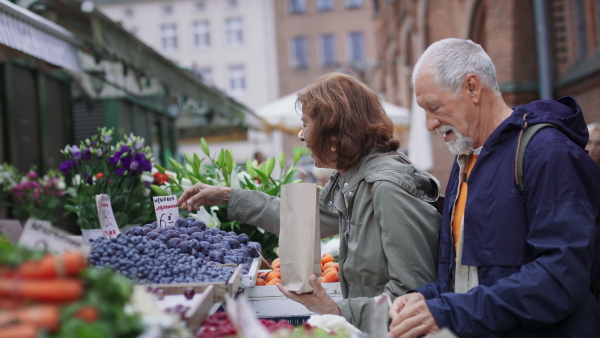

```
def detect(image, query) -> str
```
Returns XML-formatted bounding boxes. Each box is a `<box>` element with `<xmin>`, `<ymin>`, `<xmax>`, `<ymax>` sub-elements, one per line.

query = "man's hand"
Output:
<box><xmin>276</xmin><ymin>275</ymin><xmax>341</xmax><ymax>316</ymax></box>
<box><xmin>177</xmin><ymin>182</ymin><xmax>231</xmax><ymax>212</ymax></box>
<box><xmin>388</xmin><ymin>293</ymin><xmax>439</xmax><ymax>338</ymax></box>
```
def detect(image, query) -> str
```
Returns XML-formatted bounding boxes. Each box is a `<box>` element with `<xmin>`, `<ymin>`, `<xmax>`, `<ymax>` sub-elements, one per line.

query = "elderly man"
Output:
<box><xmin>389</xmin><ymin>38</ymin><xmax>600</xmax><ymax>337</ymax></box>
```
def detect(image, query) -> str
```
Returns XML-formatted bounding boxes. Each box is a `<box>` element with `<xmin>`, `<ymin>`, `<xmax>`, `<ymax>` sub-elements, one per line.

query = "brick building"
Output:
<box><xmin>375</xmin><ymin>0</ymin><xmax>600</xmax><ymax>189</ymax></box>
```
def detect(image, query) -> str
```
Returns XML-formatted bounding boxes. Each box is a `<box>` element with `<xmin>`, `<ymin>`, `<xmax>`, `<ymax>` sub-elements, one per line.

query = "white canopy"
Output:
<box><xmin>256</xmin><ymin>92</ymin><xmax>410</xmax><ymax>128</ymax></box>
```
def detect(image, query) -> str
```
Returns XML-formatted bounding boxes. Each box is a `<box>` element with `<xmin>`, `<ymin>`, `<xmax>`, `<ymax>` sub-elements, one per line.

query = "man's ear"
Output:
<box><xmin>465</xmin><ymin>74</ymin><xmax>481</xmax><ymax>104</ymax></box>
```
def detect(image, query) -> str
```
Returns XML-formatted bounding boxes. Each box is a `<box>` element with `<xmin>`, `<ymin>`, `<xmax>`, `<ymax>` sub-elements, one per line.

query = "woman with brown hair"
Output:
<box><xmin>178</xmin><ymin>73</ymin><xmax>441</xmax><ymax>332</ymax></box>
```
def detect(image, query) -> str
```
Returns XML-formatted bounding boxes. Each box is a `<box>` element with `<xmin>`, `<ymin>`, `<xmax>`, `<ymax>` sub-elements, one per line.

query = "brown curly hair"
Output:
<box><xmin>296</xmin><ymin>73</ymin><xmax>400</xmax><ymax>171</ymax></box>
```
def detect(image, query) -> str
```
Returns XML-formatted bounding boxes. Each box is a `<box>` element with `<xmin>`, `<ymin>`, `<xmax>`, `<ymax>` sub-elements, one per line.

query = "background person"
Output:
<box><xmin>179</xmin><ymin>73</ymin><xmax>441</xmax><ymax>332</ymax></box>
<box><xmin>587</xmin><ymin>122</ymin><xmax>600</xmax><ymax>165</ymax></box>
<box><xmin>388</xmin><ymin>38</ymin><xmax>600</xmax><ymax>337</ymax></box>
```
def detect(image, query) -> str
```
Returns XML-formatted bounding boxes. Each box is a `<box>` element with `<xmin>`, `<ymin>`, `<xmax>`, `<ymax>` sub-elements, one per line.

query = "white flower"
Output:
<box><xmin>191</xmin><ymin>206</ymin><xmax>221</xmax><ymax>228</ymax></box>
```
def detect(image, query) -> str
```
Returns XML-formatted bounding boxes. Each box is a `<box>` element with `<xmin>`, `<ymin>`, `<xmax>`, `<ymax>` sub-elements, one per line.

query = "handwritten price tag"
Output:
<box><xmin>0</xmin><ymin>219</ymin><xmax>23</xmax><ymax>244</ymax></box>
<box><xmin>18</xmin><ymin>219</ymin><xmax>91</xmax><ymax>256</ymax></box>
<box><xmin>95</xmin><ymin>194</ymin><xmax>121</xmax><ymax>238</ymax></box>
<box><xmin>153</xmin><ymin>195</ymin><xmax>179</xmax><ymax>228</ymax></box>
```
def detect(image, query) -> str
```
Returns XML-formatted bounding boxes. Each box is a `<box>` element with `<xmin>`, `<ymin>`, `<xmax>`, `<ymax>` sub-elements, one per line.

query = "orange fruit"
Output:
<box><xmin>258</xmin><ymin>272</ymin><xmax>268</xmax><ymax>279</ymax></box>
<box><xmin>272</xmin><ymin>261</ymin><xmax>281</xmax><ymax>269</ymax></box>
<box><xmin>323</xmin><ymin>268</ymin><xmax>337</xmax><ymax>277</ymax></box>
<box><xmin>321</xmin><ymin>254</ymin><xmax>334</xmax><ymax>265</ymax></box>
<box><xmin>322</xmin><ymin>262</ymin><xmax>337</xmax><ymax>272</ymax></box>
<box><xmin>265</xmin><ymin>270</ymin><xmax>281</xmax><ymax>283</ymax></box>
<box><xmin>256</xmin><ymin>278</ymin><xmax>266</xmax><ymax>286</ymax></box>
<box><xmin>266</xmin><ymin>278</ymin><xmax>281</xmax><ymax>285</ymax></box>
<box><xmin>272</xmin><ymin>258</ymin><xmax>280</xmax><ymax>265</ymax></box>
<box><xmin>324</xmin><ymin>270</ymin><xmax>339</xmax><ymax>283</ymax></box>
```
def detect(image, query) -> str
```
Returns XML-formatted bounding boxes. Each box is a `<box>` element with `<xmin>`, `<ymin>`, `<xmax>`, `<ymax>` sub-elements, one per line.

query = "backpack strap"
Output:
<box><xmin>514</xmin><ymin>113</ymin><xmax>557</xmax><ymax>197</ymax></box>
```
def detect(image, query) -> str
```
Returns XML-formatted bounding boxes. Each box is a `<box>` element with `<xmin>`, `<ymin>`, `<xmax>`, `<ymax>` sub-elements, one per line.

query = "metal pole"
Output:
<box><xmin>533</xmin><ymin>0</ymin><xmax>553</xmax><ymax>100</ymax></box>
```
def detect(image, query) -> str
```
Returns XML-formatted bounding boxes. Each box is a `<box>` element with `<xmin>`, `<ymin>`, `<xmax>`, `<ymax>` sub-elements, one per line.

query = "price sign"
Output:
<box><xmin>18</xmin><ymin>219</ymin><xmax>91</xmax><ymax>256</ymax></box>
<box><xmin>95</xmin><ymin>194</ymin><xmax>121</xmax><ymax>238</ymax></box>
<box><xmin>153</xmin><ymin>195</ymin><xmax>179</xmax><ymax>228</ymax></box>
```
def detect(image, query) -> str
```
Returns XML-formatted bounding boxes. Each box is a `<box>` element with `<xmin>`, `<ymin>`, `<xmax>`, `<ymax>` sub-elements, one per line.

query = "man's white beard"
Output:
<box><xmin>437</xmin><ymin>125</ymin><xmax>474</xmax><ymax>155</ymax></box>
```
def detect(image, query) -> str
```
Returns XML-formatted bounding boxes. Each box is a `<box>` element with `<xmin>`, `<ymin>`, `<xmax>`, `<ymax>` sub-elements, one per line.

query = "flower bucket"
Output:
<box><xmin>81</xmin><ymin>229</ymin><xmax>103</xmax><ymax>243</ymax></box>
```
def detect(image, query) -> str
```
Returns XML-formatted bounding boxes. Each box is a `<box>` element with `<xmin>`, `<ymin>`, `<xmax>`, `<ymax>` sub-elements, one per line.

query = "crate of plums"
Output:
<box><xmin>88</xmin><ymin>217</ymin><xmax>262</xmax><ymax>302</ymax></box>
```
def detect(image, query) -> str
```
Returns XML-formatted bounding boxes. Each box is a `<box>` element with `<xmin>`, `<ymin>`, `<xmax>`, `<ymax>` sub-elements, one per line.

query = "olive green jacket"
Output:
<box><xmin>228</xmin><ymin>150</ymin><xmax>441</xmax><ymax>332</ymax></box>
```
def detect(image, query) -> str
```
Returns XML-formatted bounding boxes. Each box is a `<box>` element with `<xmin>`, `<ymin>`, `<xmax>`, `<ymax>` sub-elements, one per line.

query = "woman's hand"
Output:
<box><xmin>177</xmin><ymin>182</ymin><xmax>232</xmax><ymax>212</ymax></box>
<box><xmin>276</xmin><ymin>274</ymin><xmax>341</xmax><ymax>316</ymax></box>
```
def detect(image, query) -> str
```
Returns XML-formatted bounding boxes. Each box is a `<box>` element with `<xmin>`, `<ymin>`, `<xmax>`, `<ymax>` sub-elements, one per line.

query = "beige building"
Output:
<box><xmin>274</xmin><ymin>0</ymin><xmax>380</xmax><ymax>96</ymax></box>
<box><xmin>94</xmin><ymin>0</ymin><xmax>279</xmax><ymax>111</ymax></box>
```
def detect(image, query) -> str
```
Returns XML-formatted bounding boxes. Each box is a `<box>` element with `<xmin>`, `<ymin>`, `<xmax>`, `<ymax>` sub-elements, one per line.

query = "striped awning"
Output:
<box><xmin>0</xmin><ymin>0</ymin><xmax>81</xmax><ymax>72</ymax></box>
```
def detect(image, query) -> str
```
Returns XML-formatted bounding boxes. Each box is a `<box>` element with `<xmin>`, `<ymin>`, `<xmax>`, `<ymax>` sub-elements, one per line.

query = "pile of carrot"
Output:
<box><xmin>0</xmin><ymin>250</ymin><xmax>91</xmax><ymax>338</ymax></box>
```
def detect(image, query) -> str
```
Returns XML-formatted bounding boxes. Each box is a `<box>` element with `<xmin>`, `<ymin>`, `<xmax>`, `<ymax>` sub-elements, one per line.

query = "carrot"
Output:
<box><xmin>0</xmin><ymin>304</ymin><xmax>60</xmax><ymax>332</ymax></box>
<box><xmin>15</xmin><ymin>251</ymin><xmax>87</xmax><ymax>279</ymax></box>
<box><xmin>0</xmin><ymin>299</ymin><xmax>23</xmax><ymax>310</ymax></box>
<box><xmin>74</xmin><ymin>305</ymin><xmax>99</xmax><ymax>323</ymax></box>
<box><xmin>0</xmin><ymin>278</ymin><xmax>83</xmax><ymax>302</ymax></box>
<box><xmin>0</xmin><ymin>323</ymin><xmax>38</xmax><ymax>338</ymax></box>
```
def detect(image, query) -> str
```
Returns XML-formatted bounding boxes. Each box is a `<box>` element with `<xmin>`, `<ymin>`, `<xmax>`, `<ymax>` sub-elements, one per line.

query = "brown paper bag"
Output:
<box><xmin>279</xmin><ymin>183</ymin><xmax>321</xmax><ymax>293</ymax></box>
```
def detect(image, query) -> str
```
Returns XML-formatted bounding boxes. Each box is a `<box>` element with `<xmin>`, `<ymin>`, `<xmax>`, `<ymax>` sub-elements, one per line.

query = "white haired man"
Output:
<box><xmin>388</xmin><ymin>38</ymin><xmax>600</xmax><ymax>337</ymax></box>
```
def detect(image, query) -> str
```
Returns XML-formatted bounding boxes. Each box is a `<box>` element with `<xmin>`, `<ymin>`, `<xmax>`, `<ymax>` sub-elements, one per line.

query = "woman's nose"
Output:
<box><xmin>298</xmin><ymin>129</ymin><xmax>305</xmax><ymax>141</ymax></box>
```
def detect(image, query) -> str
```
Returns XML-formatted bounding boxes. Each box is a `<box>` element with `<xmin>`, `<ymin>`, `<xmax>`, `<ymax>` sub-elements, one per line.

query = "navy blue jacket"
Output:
<box><xmin>417</xmin><ymin>96</ymin><xmax>600</xmax><ymax>337</ymax></box>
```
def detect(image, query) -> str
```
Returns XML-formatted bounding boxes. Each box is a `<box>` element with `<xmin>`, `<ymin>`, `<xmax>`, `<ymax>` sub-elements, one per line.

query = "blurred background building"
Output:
<box><xmin>375</xmin><ymin>0</ymin><xmax>600</xmax><ymax>190</ymax></box>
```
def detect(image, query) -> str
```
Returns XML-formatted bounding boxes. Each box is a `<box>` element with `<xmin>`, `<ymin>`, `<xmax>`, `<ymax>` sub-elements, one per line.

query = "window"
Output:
<box><xmin>291</xmin><ymin>37</ymin><xmax>309</xmax><ymax>69</ymax></box>
<box><xmin>198</xmin><ymin>67</ymin><xmax>213</xmax><ymax>84</ymax></box>
<box><xmin>317</xmin><ymin>0</ymin><xmax>333</xmax><ymax>11</ymax></box>
<box><xmin>161</xmin><ymin>24</ymin><xmax>177</xmax><ymax>52</ymax></box>
<box><xmin>347</xmin><ymin>32</ymin><xmax>364</xmax><ymax>62</ymax></box>
<box><xmin>289</xmin><ymin>0</ymin><xmax>306</xmax><ymax>13</ymax></box>
<box><xmin>124</xmin><ymin>8</ymin><xmax>133</xmax><ymax>18</ymax></box>
<box><xmin>163</xmin><ymin>5</ymin><xmax>173</xmax><ymax>15</ymax></box>
<box><xmin>195</xmin><ymin>1</ymin><xmax>205</xmax><ymax>12</ymax></box>
<box><xmin>319</xmin><ymin>34</ymin><xmax>336</xmax><ymax>67</ymax></box>
<box><xmin>193</xmin><ymin>21</ymin><xmax>210</xmax><ymax>50</ymax></box>
<box><xmin>225</xmin><ymin>17</ymin><xmax>243</xmax><ymax>47</ymax></box>
<box><xmin>228</xmin><ymin>65</ymin><xmax>246</xmax><ymax>95</ymax></box>
<box><xmin>345</xmin><ymin>0</ymin><xmax>362</xmax><ymax>9</ymax></box>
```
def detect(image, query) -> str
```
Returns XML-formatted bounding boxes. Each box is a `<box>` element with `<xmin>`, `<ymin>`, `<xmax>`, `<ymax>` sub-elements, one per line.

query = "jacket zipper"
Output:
<box><xmin>336</xmin><ymin>205</ymin><xmax>351</xmax><ymax>297</ymax></box>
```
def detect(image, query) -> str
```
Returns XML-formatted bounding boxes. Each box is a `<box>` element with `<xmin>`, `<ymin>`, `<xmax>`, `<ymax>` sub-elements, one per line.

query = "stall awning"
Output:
<box><xmin>0</xmin><ymin>0</ymin><xmax>81</xmax><ymax>71</ymax></box>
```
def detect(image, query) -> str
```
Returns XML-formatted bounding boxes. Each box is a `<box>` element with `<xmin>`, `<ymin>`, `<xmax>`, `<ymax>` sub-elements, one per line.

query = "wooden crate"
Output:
<box><xmin>151</xmin><ymin>285</ymin><xmax>215</xmax><ymax>333</ymax></box>
<box><xmin>147</xmin><ymin>264</ymin><xmax>243</xmax><ymax>303</ymax></box>
<box><xmin>240</xmin><ymin>258</ymin><xmax>261</xmax><ymax>288</ymax></box>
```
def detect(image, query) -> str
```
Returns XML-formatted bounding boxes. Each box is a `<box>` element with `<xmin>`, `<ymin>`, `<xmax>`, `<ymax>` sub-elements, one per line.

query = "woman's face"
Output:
<box><xmin>299</xmin><ymin>112</ymin><xmax>337</xmax><ymax>171</ymax></box>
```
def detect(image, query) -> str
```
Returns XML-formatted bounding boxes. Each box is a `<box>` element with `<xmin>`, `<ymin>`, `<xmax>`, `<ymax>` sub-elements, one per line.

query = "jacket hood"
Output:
<box><xmin>507</xmin><ymin>96</ymin><xmax>589</xmax><ymax>148</ymax></box>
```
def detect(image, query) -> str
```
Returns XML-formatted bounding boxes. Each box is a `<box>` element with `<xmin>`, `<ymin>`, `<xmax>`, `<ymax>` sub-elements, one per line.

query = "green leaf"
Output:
<box><xmin>155</xmin><ymin>165</ymin><xmax>166</xmax><ymax>174</ymax></box>
<box><xmin>200</xmin><ymin>137</ymin><xmax>210</xmax><ymax>157</ymax></box>
<box><xmin>190</xmin><ymin>176</ymin><xmax>201</xmax><ymax>184</ymax></box>
<box><xmin>217</xmin><ymin>149</ymin><xmax>225</xmax><ymax>167</ymax></box>
<box><xmin>150</xmin><ymin>185</ymin><xmax>168</xmax><ymax>196</ymax></box>
<box><xmin>226</xmin><ymin>149</ymin><xmax>235</xmax><ymax>174</ymax></box>
<box><xmin>264</xmin><ymin>157</ymin><xmax>275</xmax><ymax>178</ymax></box>
<box><xmin>185</xmin><ymin>153</ymin><xmax>193</xmax><ymax>164</ymax></box>
<box><xmin>293</xmin><ymin>148</ymin><xmax>303</xmax><ymax>164</ymax></box>
<box><xmin>245</xmin><ymin>158</ymin><xmax>256</xmax><ymax>177</ymax></box>
<box><xmin>193</xmin><ymin>153</ymin><xmax>202</xmax><ymax>178</ymax></box>
<box><xmin>168</xmin><ymin>158</ymin><xmax>183</xmax><ymax>169</ymax></box>
<box><xmin>279</xmin><ymin>151</ymin><xmax>285</xmax><ymax>169</ymax></box>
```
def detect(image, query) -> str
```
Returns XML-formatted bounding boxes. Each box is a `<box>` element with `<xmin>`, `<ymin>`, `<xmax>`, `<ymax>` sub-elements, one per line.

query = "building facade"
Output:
<box><xmin>375</xmin><ymin>0</ymin><xmax>600</xmax><ymax>190</ymax></box>
<box><xmin>274</xmin><ymin>0</ymin><xmax>381</xmax><ymax>96</ymax></box>
<box><xmin>95</xmin><ymin>0</ymin><xmax>279</xmax><ymax>111</ymax></box>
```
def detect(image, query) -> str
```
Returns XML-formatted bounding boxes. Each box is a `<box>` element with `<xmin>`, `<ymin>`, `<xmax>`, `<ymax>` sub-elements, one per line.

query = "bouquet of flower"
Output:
<box><xmin>60</xmin><ymin>127</ymin><xmax>154</xmax><ymax>230</ymax></box>
<box><xmin>10</xmin><ymin>169</ymin><xmax>66</xmax><ymax>222</ymax></box>
<box><xmin>151</xmin><ymin>138</ymin><xmax>303</xmax><ymax>259</ymax></box>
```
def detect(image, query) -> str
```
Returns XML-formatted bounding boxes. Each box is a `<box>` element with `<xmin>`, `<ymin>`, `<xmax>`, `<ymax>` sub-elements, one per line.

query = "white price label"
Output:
<box><xmin>152</xmin><ymin>195</ymin><xmax>179</xmax><ymax>228</ymax></box>
<box><xmin>18</xmin><ymin>219</ymin><xmax>91</xmax><ymax>256</ymax></box>
<box><xmin>95</xmin><ymin>194</ymin><xmax>121</xmax><ymax>238</ymax></box>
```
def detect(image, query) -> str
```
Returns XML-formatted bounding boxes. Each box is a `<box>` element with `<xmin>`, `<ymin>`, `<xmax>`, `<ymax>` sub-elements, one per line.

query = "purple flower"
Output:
<box><xmin>130</xmin><ymin>160</ymin><xmax>139</xmax><ymax>171</ymax></box>
<box><xmin>144</xmin><ymin>181</ymin><xmax>152</xmax><ymax>189</ymax></box>
<box><xmin>90</xmin><ymin>141</ymin><xmax>97</xmax><ymax>148</ymax></box>
<box><xmin>109</xmin><ymin>152</ymin><xmax>122</xmax><ymax>166</ymax></box>
<box><xmin>84</xmin><ymin>148</ymin><xmax>91</xmax><ymax>160</ymax></box>
<box><xmin>104</xmin><ymin>134</ymin><xmax>112</xmax><ymax>144</ymax></box>
<box><xmin>96</xmin><ymin>148</ymin><xmax>103</xmax><ymax>156</ymax></box>
<box><xmin>71</xmin><ymin>159</ymin><xmax>79</xmax><ymax>168</ymax></box>
<box><xmin>82</xmin><ymin>173</ymin><xmax>93</xmax><ymax>185</ymax></box>
<box><xmin>59</xmin><ymin>161</ymin><xmax>71</xmax><ymax>174</ymax></box>
<box><xmin>73</xmin><ymin>151</ymin><xmax>82</xmax><ymax>160</ymax></box>
<box><xmin>135</xmin><ymin>140</ymin><xmax>144</xmax><ymax>150</ymax></box>
<box><xmin>70</xmin><ymin>145</ymin><xmax>80</xmax><ymax>153</ymax></box>
<box><xmin>115</xmin><ymin>167</ymin><xmax>126</xmax><ymax>176</ymax></box>
<box><xmin>27</xmin><ymin>172</ymin><xmax>38</xmax><ymax>179</ymax></box>
<box><xmin>121</xmin><ymin>145</ymin><xmax>129</xmax><ymax>152</ymax></box>
<box><xmin>121</xmin><ymin>157</ymin><xmax>132</xmax><ymax>170</ymax></box>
